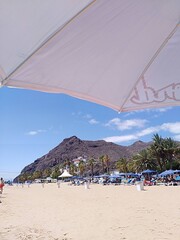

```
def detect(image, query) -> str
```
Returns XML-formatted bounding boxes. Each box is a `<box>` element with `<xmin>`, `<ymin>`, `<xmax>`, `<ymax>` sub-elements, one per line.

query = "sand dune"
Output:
<box><xmin>0</xmin><ymin>183</ymin><xmax>180</xmax><ymax>240</ymax></box>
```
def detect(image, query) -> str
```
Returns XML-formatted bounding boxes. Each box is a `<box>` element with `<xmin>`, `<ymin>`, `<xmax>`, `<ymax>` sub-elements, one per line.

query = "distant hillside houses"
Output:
<box><xmin>72</xmin><ymin>156</ymin><xmax>87</xmax><ymax>167</ymax></box>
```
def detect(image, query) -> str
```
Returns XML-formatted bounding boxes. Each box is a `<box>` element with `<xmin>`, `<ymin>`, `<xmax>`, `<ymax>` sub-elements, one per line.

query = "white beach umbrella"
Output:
<box><xmin>1</xmin><ymin>1</ymin><xmax>180</xmax><ymax>112</ymax></box>
<box><xmin>58</xmin><ymin>170</ymin><xmax>72</xmax><ymax>178</ymax></box>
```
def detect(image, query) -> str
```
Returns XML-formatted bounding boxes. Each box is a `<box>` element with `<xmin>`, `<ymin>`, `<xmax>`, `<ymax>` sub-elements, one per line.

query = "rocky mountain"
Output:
<box><xmin>15</xmin><ymin>136</ymin><xmax>151</xmax><ymax>180</ymax></box>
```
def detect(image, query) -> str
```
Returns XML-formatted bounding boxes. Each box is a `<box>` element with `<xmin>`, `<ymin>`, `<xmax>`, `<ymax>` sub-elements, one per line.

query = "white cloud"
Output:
<box><xmin>103</xmin><ymin>134</ymin><xmax>138</xmax><ymax>143</ymax></box>
<box><xmin>73</xmin><ymin>112</ymin><xmax>99</xmax><ymax>125</ymax></box>
<box><xmin>27</xmin><ymin>131</ymin><xmax>38</xmax><ymax>136</ymax></box>
<box><xmin>137</xmin><ymin>127</ymin><xmax>160</xmax><ymax>137</ymax></box>
<box><xmin>105</xmin><ymin>118</ymin><xmax>148</xmax><ymax>131</ymax></box>
<box><xmin>89</xmin><ymin>119</ymin><xmax>99</xmax><ymax>125</ymax></box>
<box><xmin>103</xmin><ymin>127</ymin><xmax>157</xmax><ymax>144</ymax></box>
<box><xmin>150</xmin><ymin>108</ymin><xmax>173</xmax><ymax>118</ymax></box>
<box><xmin>103</xmin><ymin>121</ymin><xmax>180</xmax><ymax>144</ymax></box>
<box><xmin>84</xmin><ymin>114</ymin><xmax>92</xmax><ymax>119</ymax></box>
<box><xmin>124</xmin><ymin>107</ymin><xmax>172</xmax><ymax>116</ymax></box>
<box><xmin>161</xmin><ymin>122</ymin><xmax>180</xmax><ymax>134</ymax></box>
<box><xmin>174</xmin><ymin>135</ymin><xmax>180</xmax><ymax>141</ymax></box>
<box><xmin>26</xmin><ymin>129</ymin><xmax>46</xmax><ymax>136</ymax></box>
<box><xmin>142</xmin><ymin>107</ymin><xmax>172</xmax><ymax>113</ymax></box>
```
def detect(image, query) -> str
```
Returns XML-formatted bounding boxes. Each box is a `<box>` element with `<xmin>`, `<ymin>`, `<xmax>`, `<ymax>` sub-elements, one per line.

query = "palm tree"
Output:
<box><xmin>149</xmin><ymin>134</ymin><xmax>180</xmax><ymax>171</ymax></box>
<box><xmin>99</xmin><ymin>155</ymin><xmax>105</xmax><ymax>174</ymax></box>
<box><xmin>88</xmin><ymin>157</ymin><xmax>95</xmax><ymax>177</ymax></box>
<box><xmin>78</xmin><ymin>160</ymin><xmax>86</xmax><ymax>177</ymax></box>
<box><xmin>163</xmin><ymin>137</ymin><xmax>179</xmax><ymax>169</ymax></box>
<box><xmin>103</xmin><ymin>155</ymin><xmax>111</xmax><ymax>174</ymax></box>
<box><xmin>149</xmin><ymin>134</ymin><xmax>166</xmax><ymax>171</ymax></box>
<box><xmin>43</xmin><ymin>168</ymin><xmax>52</xmax><ymax>178</ymax></box>
<box><xmin>115</xmin><ymin>157</ymin><xmax>129</xmax><ymax>173</ymax></box>
<box><xmin>69</xmin><ymin>163</ymin><xmax>77</xmax><ymax>176</ymax></box>
<box><xmin>132</xmin><ymin>149</ymin><xmax>156</xmax><ymax>173</ymax></box>
<box><xmin>51</xmin><ymin>166</ymin><xmax>61</xmax><ymax>179</ymax></box>
<box><xmin>127</xmin><ymin>159</ymin><xmax>136</xmax><ymax>173</ymax></box>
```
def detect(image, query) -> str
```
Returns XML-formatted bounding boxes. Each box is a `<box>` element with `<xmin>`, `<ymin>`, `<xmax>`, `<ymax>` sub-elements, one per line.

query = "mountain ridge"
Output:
<box><xmin>15</xmin><ymin>136</ymin><xmax>151</xmax><ymax>180</ymax></box>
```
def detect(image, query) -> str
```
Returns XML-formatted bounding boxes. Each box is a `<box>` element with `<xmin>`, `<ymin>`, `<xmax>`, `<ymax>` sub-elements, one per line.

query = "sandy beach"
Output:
<box><xmin>0</xmin><ymin>183</ymin><xmax>180</xmax><ymax>240</ymax></box>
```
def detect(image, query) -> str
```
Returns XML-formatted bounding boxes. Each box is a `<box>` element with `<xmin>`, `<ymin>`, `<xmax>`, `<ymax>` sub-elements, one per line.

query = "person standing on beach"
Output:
<box><xmin>57</xmin><ymin>180</ymin><xmax>61</xmax><ymax>188</ymax></box>
<box><xmin>0</xmin><ymin>177</ymin><xmax>5</xmax><ymax>193</ymax></box>
<box><xmin>0</xmin><ymin>177</ymin><xmax>5</xmax><ymax>202</ymax></box>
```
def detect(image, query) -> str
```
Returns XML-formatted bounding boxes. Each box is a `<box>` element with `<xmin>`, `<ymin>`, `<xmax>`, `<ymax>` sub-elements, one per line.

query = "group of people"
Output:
<box><xmin>0</xmin><ymin>177</ymin><xmax>5</xmax><ymax>203</ymax></box>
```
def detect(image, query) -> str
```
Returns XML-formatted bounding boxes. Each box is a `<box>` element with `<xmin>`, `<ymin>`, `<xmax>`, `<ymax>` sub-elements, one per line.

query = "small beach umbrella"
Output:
<box><xmin>125</xmin><ymin>172</ymin><xmax>137</xmax><ymax>177</ymax></box>
<box><xmin>1</xmin><ymin>1</ymin><xmax>180</xmax><ymax>112</ymax></box>
<box><xmin>159</xmin><ymin>170</ymin><xmax>175</xmax><ymax>176</ymax></box>
<box><xmin>118</xmin><ymin>173</ymin><xmax>126</xmax><ymax>177</ymax></box>
<box><xmin>141</xmin><ymin>169</ymin><xmax>157</xmax><ymax>180</ymax></box>
<box><xmin>141</xmin><ymin>169</ymin><xmax>157</xmax><ymax>175</ymax></box>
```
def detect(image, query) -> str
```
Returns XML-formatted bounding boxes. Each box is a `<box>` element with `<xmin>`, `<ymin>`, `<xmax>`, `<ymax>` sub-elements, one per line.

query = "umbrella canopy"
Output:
<box><xmin>109</xmin><ymin>174</ymin><xmax>121</xmax><ymax>178</ymax></box>
<box><xmin>58</xmin><ymin>170</ymin><xmax>72</xmax><ymax>178</ymax></box>
<box><xmin>125</xmin><ymin>172</ymin><xmax>138</xmax><ymax>177</ymax></box>
<box><xmin>1</xmin><ymin>1</ymin><xmax>180</xmax><ymax>112</ymax></box>
<box><xmin>118</xmin><ymin>173</ymin><xmax>126</xmax><ymax>177</ymax></box>
<box><xmin>159</xmin><ymin>169</ymin><xmax>175</xmax><ymax>176</ymax></box>
<box><xmin>141</xmin><ymin>169</ymin><xmax>157</xmax><ymax>175</ymax></box>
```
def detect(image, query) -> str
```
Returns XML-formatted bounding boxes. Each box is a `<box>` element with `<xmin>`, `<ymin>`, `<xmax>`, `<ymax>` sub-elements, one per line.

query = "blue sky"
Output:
<box><xmin>1</xmin><ymin>87</ymin><xmax>180</xmax><ymax>180</ymax></box>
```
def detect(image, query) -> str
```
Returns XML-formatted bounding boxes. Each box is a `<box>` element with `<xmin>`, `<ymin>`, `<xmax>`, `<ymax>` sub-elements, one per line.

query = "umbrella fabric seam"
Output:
<box><xmin>3</xmin><ymin>0</ymin><xmax>96</xmax><ymax>85</ymax></box>
<box><xmin>5</xmin><ymin>77</ymin><xmax>119</xmax><ymax>111</ymax></box>
<box><xmin>119</xmin><ymin>21</ymin><xmax>180</xmax><ymax>112</ymax></box>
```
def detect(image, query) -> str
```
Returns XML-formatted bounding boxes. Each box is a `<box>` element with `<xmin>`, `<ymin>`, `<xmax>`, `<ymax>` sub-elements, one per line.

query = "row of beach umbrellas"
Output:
<box><xmin>58</xmin><ymin>169</ymin><xmax>180</xmax><ymax>179</ymax></box>
<box><xmin>98</xmin><ymin>169</ymin><xmax>180</xmax><ymax>178</ymax></box>
<box><xmin>141</xmin><ymin>169</ymin><xmax>180</xmax><ymax>177</ymax></box>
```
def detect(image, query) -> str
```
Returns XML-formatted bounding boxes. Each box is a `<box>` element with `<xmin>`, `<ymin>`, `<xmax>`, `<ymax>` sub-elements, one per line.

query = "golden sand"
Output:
<box><xmin>0</xmin><ymin>183</ymin><xmax>180</xmax><ymax>240</ymax></box>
